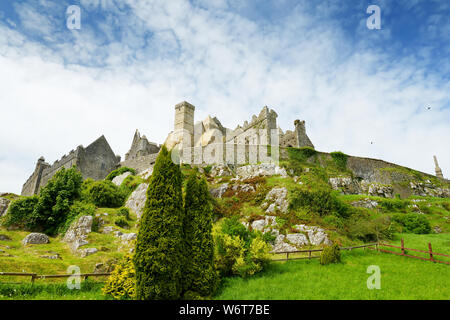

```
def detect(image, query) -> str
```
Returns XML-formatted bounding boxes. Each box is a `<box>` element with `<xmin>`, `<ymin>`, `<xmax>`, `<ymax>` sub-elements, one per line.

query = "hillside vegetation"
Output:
<box><xmin>0</xmin><ymin>146</ymin><xmax>449</xmax><ymax>299</ymax></box>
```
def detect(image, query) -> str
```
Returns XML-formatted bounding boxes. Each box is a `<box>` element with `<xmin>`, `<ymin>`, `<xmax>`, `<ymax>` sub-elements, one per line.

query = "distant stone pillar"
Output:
<box><xmin>434</xmin><ymin>155</ymin><xmax>444</xmax><ymax>179</ymax></box>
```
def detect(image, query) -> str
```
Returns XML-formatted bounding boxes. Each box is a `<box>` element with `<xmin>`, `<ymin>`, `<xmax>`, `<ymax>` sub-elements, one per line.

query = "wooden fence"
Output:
<box><xmin>0</xmin><ymin>272</ymin><xmax>111</xmax><ymax>283</ymax></box>
<box><xmin>376</xmin><ymin>239</ymin><xmax>450</xmax><ymax>265</ymax></box>
<box><xmin>272</xmin><ymin>243</ymin><xmax>378</xmax><ymax>261</ymax></box>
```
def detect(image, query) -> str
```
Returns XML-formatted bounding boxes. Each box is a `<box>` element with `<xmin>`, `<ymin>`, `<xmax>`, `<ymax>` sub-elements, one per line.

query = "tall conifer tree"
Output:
<box><xmin>183</xmin><ymin>173</ymin><xmax>219</xmax><ymax>297</ymax></box>
<box><xmin>133</xmin><ymin>146</ymin><xmax>184</xmax><ymax>300</ymax></box>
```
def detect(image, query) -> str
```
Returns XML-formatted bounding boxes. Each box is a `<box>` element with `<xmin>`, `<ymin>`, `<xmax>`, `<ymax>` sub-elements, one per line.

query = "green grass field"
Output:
<box><xmin>1</xmin><ymin>233</ymin><xmax>448</xmax><ymax>300</ymax></box>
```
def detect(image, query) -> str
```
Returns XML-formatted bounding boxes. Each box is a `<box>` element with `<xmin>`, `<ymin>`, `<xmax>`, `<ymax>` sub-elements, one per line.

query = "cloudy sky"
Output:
<box><xmin>0</xmin><ymin>0</ymin><xmax>449</xmax><ymax>194</ymax></box>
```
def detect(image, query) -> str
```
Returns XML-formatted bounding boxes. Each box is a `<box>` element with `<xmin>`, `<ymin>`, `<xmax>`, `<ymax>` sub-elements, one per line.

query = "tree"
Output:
<box><xmin>133</xmin><ymin>146</ymin><xmax>184</xmax><ymax>300</ymax></box>
<box><xmin>31</xmin><ymin>166</ymin><xmax>83</xmax><ymax>235</ymax></box>
<box><xmin>183</xmin><ymin>174</ymin><xmax>219</xmax><ymax>297</ymax></box>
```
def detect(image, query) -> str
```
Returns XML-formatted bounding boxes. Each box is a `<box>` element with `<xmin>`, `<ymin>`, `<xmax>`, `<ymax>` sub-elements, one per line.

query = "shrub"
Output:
<box><xmin>183</xmin><ymin>174</ymin><xmax>219</xmax><ymax>297</ymax></box>
<box><xmin>118</xmin><ymin>175</ymin><xmax>143</xmax><ymax>201</ymax></box>
<box><xmin>84</xmin><ymin>180</ymin><xmax>125</xmax><ymax>208</ymax></box>
<box><xmin>133</xmin><ymin>146</ymin><xmax>185</xmax><ymax>300</ymax></box>
<box><xmin>117</xmin><ymin>207</ymin><xmax>131</xmax><ymax>220</ymax></box>
<box><xmin>290</xmin><ymin>185</ymin><xmax>349</xmax><ymax>218</ymax></box>
<box><xmin>330</xmin><ymin>151</ymin><xmax>348</xmax><ymax>170</ymax></box>
<box><xmin>262</xmin><ymin>231</ymin><xmax>277</xmax><ymax>244</ymax></box>
<box><xmin>320</xmin><ymin>243</ymin><xmax>341</xmax><ymax>265</ymax></box>
<box><xmin>392</xmin><ymin>213</ymin><xmax>431</xmax><ymax>234</ymax></box>
<box><xmin>115</xmin><ymin>216</ymin><xmax>130</xmax><ymax>229</ymax></box>
<box><xmin>346</xmin><ymin>216</ymin><xmax>393</xmax><ymax>242</ymax></box>
<box><xmin>2</xmin><ymin>196</ymin><xmax>39</xmax><ymax>229</ymax></box>
<box><xmin>287</xmin><ymin>146</ymin><xmax>317</xmax><ymax>163</ymax></box>
<box><xmin>214</xmin><ymin>218</ymin><xmax>271</xmax><ymax>278</ymax></box>
<box><xmin>379</xmin><ymin>198</ymin><xmax>409</xmax><ymax>212</ymax></box>
<box><xmin>3</xmin><ymin>167</ymin><xmax>83</xmax><ymax>235</ymax></box>
<box><xmin>105</xmin><ymin>167</ymin><xmax>136</xmax><ymax>181</ymax></box>
<box><xmin>102</xmin><ymin>254</ymin><xmax>136</xmax><ymax>300</ymax></box>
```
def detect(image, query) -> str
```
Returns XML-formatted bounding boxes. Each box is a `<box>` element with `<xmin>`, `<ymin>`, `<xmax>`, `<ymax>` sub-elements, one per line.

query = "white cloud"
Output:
<box><xmin>0</xmin><ymin>0</ymin><xmax>449</xmax><ymax>194</ymax></box>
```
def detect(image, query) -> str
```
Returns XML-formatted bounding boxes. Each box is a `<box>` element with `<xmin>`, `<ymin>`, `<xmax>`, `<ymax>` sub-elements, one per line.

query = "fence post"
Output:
<box><xmin>428</xmin><ymin>243</ymin><xmax>434</xmax><ymax>262</ymax></box>
<box><xmin>309</xmin><ymin>250</ymin><xmax>312</xmax><ymax>260</ymax></box>
<box><xmin>286</xmin><ymin>252</ymin><xmax>289</xmax><ymax>260</ymax></box>
<box><xmin>30</xmin><ymin>274</ymin><xmax>36</xmax><ymax>284</ymax></box>
<box><xmin>401</xmin><ymin>238</ymin><xmax>405</xmax><ymax>255</ymax></box>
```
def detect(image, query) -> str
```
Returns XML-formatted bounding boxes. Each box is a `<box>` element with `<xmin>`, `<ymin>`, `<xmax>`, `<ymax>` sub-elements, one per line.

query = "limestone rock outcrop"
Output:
<box><xmin>63</xmin><ymin>215</ymin><xmax>93</xmax><ymax>252</ymax></box>
<box><xmin>0</xmin><ymin>197</ymin><xmax>11</xmax><ymax>217</ymax></box>
<box><xmin>22</xmin><ymin>233</ymin><xmax>50</xmax><ymax>245</ymax></box>
<box><xmin>351</xmin><ymin>198</ymin><xmax>379</xmax><ymax>209</ymax></box>
<box><xmin>236</xmin><ymin>164</ymin><xmax>287</xmax><ymax>180</ymax></box>
<box><xmin>112</xmin><ymin>172</ymin><xmax>132</xmax><ymax>186</ymax></box>
<box><xmin>262</xmin><ymin>187</ymin><xmax>289</xmax><ymax>214</ymax></box>
<box><xmin>210</xmin><ymin>183</ymin><xmax>229</xmax><ymax>198</ymax></box>
<box><xmin>125</xmin><ymin>183</ymin><xmax>148</xmax><ymax>219</ymax></box>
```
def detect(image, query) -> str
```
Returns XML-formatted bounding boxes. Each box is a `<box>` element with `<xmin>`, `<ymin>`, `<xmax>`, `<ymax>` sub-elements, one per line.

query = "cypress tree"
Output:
<box><xmin>183</xmin><ymin>173</ymin><xmax>219</xmax><ymax>297</ymax></box>
<box><xmin>133</xmin><ymin>146</ymin><xmax>184</xmax><ymax>300</ymax></box>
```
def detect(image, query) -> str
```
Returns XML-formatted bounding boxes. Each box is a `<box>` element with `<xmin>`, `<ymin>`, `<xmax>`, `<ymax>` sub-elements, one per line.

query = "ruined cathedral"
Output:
<box><xmin>21</xmin><ymin>101</ymin><xmax>445</xmax><ymax>195</ymax></box>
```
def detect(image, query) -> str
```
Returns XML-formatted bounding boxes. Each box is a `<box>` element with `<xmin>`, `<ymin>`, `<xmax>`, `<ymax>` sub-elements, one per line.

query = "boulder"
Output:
<box><xmin>63</xmin><ymin>215</ymin><xmax>93</xmax><ymax>252</ymax></box>
<box><xmin>120</xmin><ymin>233</ymin><xmax>137</xmax><ymax>242</ymax></box>
<box><xmin>262</xmin><ymin>187</ymin><xmax>289</xmax><ymax>214</ymax></box>
<box><xmin>112</xmin><ymin>172</ymin><xmax>132</xmax><ymax>186</ymax></box>
<box><xmin>0</xmin><ymin>234</ymin><xmax>11</xmax><ymax>241</ymax></box>
<box><xmin>125</xmin><ymin>183</ymin><xmax>148</xmax><ymax>219</ymax></box>
<box><xmin>236</xmin><ymin>164</ymin><xmax>287</xmax><ymax>180</ymax></box>
<box><xmin>351</xmin><ymin>198</ymin><xmax>379</xmax><ymax>209</ymax></box>
<box><xmin>0</xmin><ymin>197</ymin><xmax>11</xmax><ymax>217</ymax></box>
<box><xmin>250</xmin><ymin>216</ymin><xmax>277</xmax><ymax>232</ymax></box>
<box><xmin>22</xmin><ymin>233</ymin><xmax>50</xmax><ymax>245</ymax></box>
<box><xmin>209</xmin><ymin>165</ymin><xmax>233</xmax><ymax>177</ymax></box>
<box><xmin>209</xmin><ymin>183</ymin><xmax>229</xmax><ymax>198</ymax></box>
<box><xmin>329</xmin><ymin>177</ymin><xmax>362</xmax><ymax>194</ymax></box>
<box><xmin>293</xmin><ymin>224</ymin><xmax>332</xmax><ymax>246</ymax></box>
<box><xmin>272</xmin><ymin>235</ymin><xmax>297</xmax><ymax>253</ymax></box>
<box><xmin>286</xmin><ymin>233</ymin><xmax>308</xmax><ymax>247</ymax></box>
<box><xmin>79</xmin><ymin>248</ymin><xmax>98</xmax><ymax>258</ymax></box>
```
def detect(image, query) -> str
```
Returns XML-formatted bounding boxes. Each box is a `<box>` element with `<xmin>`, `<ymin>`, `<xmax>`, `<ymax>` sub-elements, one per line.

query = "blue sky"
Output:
<box><xmin>0</xmin><ymin>0</ymin><xmax>449</xmax><ymax>193</ymax></box>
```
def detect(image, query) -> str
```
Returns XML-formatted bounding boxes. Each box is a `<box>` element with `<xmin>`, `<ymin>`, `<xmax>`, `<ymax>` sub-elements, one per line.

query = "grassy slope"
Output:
<box><xmin>215</xmin><ymin>234</ymin><xmax>450</xmax><ymax>300</ymax></box>
<box><xmin>0</xmin><ymin>207</ymin><xmax>138</xmax><ymax>284</ymax></box>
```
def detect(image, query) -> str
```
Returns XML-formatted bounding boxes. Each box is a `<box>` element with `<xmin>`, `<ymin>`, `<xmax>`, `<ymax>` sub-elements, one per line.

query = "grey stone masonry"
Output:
<box><xmin>22</xmin><ymin>135</ymin><xmax>120</xmax><ymax>196</ymax></box>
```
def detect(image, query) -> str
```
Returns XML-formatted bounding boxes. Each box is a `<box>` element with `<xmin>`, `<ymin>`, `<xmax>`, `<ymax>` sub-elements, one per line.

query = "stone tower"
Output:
<box><xmin>434</xmin><ymin>155</ymin><xmax>444</xmax><ymax>179</ymax></box>
<box><xmin>294</xmin><ymin>119</ymin><xmax>315</xmax><ymax>149</ymax></box>
<box><xmin>174</xmin><ymin>101</ymin><xmax>195</xmax><ymax>149</ymax></box>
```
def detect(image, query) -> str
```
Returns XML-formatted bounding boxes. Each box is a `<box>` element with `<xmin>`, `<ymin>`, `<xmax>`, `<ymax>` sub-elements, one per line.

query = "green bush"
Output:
<box><xmin>105</xmin><ymin>167</ymin><xmax>136</xmax><ymax>181</ymax></box>
<box><xmin>290</xmin><ymin>185</ymin><xmax>349</xmax><ymax>218</ymax></box>
<box><xmin>320</xmin><ymin>243</ymin><xmax>341</xmax><ymax>265</ymax></box>
<box><xmin>346</xmin><ymin>216</ymin><xmax>393</xmax><ymax>242</ymax></box>
<box><xmin>102</xmin><ymin>254</ymin><xmax>135</xmax><ymax>300</ymax></box>
<box><xmin>133</xmin><ymin>146</ymin><xmax>185</xmax><ymax>300</ymax></box>
<box><xmin>379</xmin><ymin>198</ymin><xmax>409</xmax><ymax>211</ymax></box>
<box><xmin>115</xmin><ymin>216</ymin><xmax>130</xmax><ymax>229</ymax></box>
<box><xmin>330</xmin><ymin>151</ymin><xmax>348</xmax><ymax>170</ymax></box>
<box><xmin>183</xmin><ymin>174</ymin><xmax>219</xmax><ymax>297</ymax></box>
<box><xmin>118</xmin><ymin>175</ymin><xmax>143</xmax><ymax>201</ymax></box>
<box><xmin>84</xmin><ymin>180</ymin><xmax>125</xmax><ymax>208</ymax></box>
<box><xmin>1</xmin><ymin>196</ymin><xmax>39</xmax><ymax>229</ymax></box>
<box><xmin>392</xmin><ymin>213</ymin><xmax>431</xmax><ymax>234</ymax></box>
<box><xmin>287</xmin><ymin>146</ymin><xmax>317</xmax><ymax>162</ymax></box>
<box><xmin>5</xmin><ymin>167</ymin><xmax>83</xmax><ymax>235</ymax></box>
<box><xmin>214</xmin><ymin>217</ymin><xmax>271</xmax><ymax>278</ymax></box>
<box><xmin>117</xmin><ymin>207</ymin><xmax>131</xmax><ymax>220</ymax></box>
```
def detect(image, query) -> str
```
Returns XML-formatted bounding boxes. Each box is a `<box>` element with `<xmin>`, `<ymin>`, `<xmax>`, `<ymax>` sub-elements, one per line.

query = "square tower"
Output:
<box><xmin>174</xmin><ymin>101</ymin><xmax>195</xmax><ymax>134</ymax></box>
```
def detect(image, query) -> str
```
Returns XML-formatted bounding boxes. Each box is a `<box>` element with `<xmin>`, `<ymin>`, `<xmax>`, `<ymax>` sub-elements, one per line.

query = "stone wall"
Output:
<box><xmin>120</xmin><ymin>153</ymin><xmax>159</xmax><ymax>173</ymax></box>
<box><xmin>22</xmin><ymin>135</ymin><xmax>120</xmax><ymax>196</ymax></box>
<box><xmin>21</xmin><ymin>157</ymin><xmax>51</xmax><ymax>196</ymax></box>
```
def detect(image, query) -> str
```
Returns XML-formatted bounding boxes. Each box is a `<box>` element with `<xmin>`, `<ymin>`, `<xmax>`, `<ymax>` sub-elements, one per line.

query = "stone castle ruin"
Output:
<box><xmin>22</xmin><ymin>136</ymin><xmax>120</xmax><ymax>196</ymax></box>
<box><xmin>21</xmin><ymin>101</ymin><xmax>446</xmax><ymax>196</ymax></box>
<box><xmin>164</xmin><ymin>101</ymin><xmax>315</xmax><ymax>165</ymax></box>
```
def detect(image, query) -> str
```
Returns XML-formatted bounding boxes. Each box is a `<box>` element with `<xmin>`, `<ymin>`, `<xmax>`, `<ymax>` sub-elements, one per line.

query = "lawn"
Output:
<box><xmin>215</xmin><ymin>235</ymin><xmax>450</xmax><ymax>300</ymax></box>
